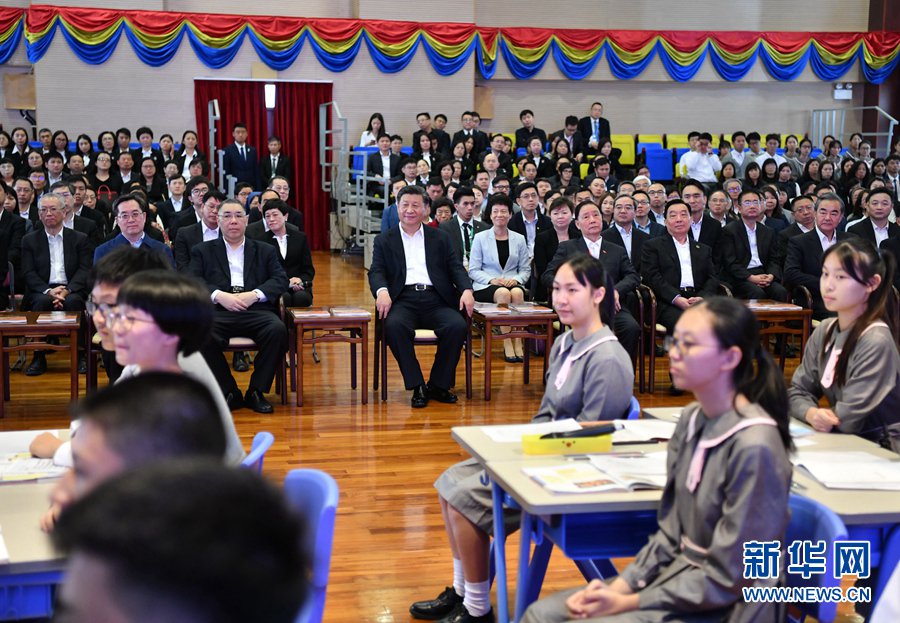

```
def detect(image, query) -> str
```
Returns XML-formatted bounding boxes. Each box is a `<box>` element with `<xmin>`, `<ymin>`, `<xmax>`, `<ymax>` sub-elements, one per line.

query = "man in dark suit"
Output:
<box><xmin>368</xmin><ymin>185</ymin><xmax>474</xmax><ymax>408</ymax></box>
<box><xmin>880</xmin><ymin>237</ymin><xmax>900</xmax><ymax>290</ymax></box>
<box><xmin>601</xmin><ymin>194</ymin><xmax>651</xmax><ymax>273</ymax></box>
<box><xmin>93</xmin><ymin>194</ymin><xmax>175</xmax><ymax>267</ymax></box>
<box><xmin>259</xmin><ymin>136</ymin><xmax>291</xmax><ymax>185</ymax></box>
<box><xmin>247</xmin><ymin>183</ymin><xmax>304</xmax><ymax>231</ymax></box>
<box><xmin>577</xmin><ymin>101</ymin><xmax>611</xmax><ymax>157</ymax></box>
<box><xmin>542</xmin><ymin>200</ymin><xmax>641</xmax><ymax>361</ymax></box>
<box><xmin>514</xmin><ymin>109</ymin><xmax>547</xmax><ymax>151</ymax></box>
<box><xmin>45</xmin><ymin>182</ymin><xmax>102</xmax><ymax>252</ymax></box>
<box><xmin>69</xmin><ymin>177</ymin><xmax>108</xmax><ymax>238</ymax></box>
<box><xmin>174</xmin><ymin>189</ymin><xmax>223</xmax><ymax>271</ymax></box>
<box><xmin>0</xmin><ymin>181</ymin><xmax>25</xmax><ymax>308</ymax></box>
<box><xmin>250</xmin><ymin>198</ymin><xmax>314</xmax><ymax>308</ymax></box>
<box><xmin>509</xmin><ymin>182</ymin><xmax>552</xmax><ymax>256</ymax></box>
<box><xmin>482</xmin><ymin>135</ymin><xmax>513</xmax><ymax>178</ymax></box>
<box><xmin>439</xmin><ymin>187</ymin><xmax>488</xmax><ymax>265</ymax></box>
<box><xmin>775</xmin><ymin>194</ymin><xmax>816</xmax><ymax>271</ymax></box>
<box><xmin>720</xmin><ymin>189</ymin><xmax>787</xmax><ymax>301</ymax></box>
<box><xmin>129</xmin><ymin>127</ymin><xmax>165</xmax><ymax>175</ymax></box>
<box><xmin>784</xmin><ymin>193</ymin><xmax>852</xmax><ymax>320</ymax></box>
<box><xmin>682</xmin><ymin>180</ymin><xmax>723</xmax><ymax>256</ymax></box>
<box><xmin>170</xmin><ymin>177</ymin><xmax>210</xmax><ymax>240</ymax></box>
<box><xmin>221</xmin><ymin>123</ymin><xmax>259</xmax><ymax>188</ymax></box>
<box><xmin>21</xmin><ymin>193</ymin><xmax>93</xmax><ymax>375</ymax></box>
<box><xmin>155</xmin><ymin>175</ymin><xmax>188</xmax><ymax>231</ymax></box>
<box><xmin>413</xmin><ymin>113</ymin><xmax>450</xmax><ymax>157</ymax></box>
<box><xmin>13</xmin><ymin>178</ymin><xmax>40</xmax><ymax>232</ymax></box>
<box><xmin>189</xmin><ymin>198</ymin><xmax>289</xmax><ymax>414</ymax></box>
<box><xmin>366</xmin><ymin>135</ymin><xmax>400</xmax><ymax>180</ymax></box>
<box><xmin>451</xmin><ymin>111</ymin><xmax>488</xmax><ymax>156</ymax></box>
<box><xmin>631</xmin><ymin>190</ymin><xmax>667</xmax><ymax>238</ymax></box>
<box><xmin>113</xmin><ymin>151</ymin><xmax>137</xmax><ymax>189</ymax></box>
<box><xmin>549</xmin><ymin>116</ymin><xmax>587</xmax><ymax>162</ymax></box>
<box><xmin>847</xmin><ymin>188</ymin><xmax>900</xmax><ymax>244</ymax></box>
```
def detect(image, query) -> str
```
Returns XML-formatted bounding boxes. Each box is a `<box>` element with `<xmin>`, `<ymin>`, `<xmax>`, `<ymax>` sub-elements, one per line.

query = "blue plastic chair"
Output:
<box><xmin>285</xmin><ymin>469</ymin><xmax>339</xmax><ymax>623</ymax></box>
<box><xmin>240</xmin><ymin>431</ymin><xmax>274</xmax><ymax>474</ymax></box>
<box><xmin>350</xmin><ymin>146</ymin><xmax>378</xmax><ymax>181</ymax></box>
<box><xmin>785</xmin><ymin>494</ymin><xmax>848</xmax><ymax>623</ymax></box>
<box><xmin>644</xmin><ymin>147</ymin><xmax>675</xmax><ymax>181</ymax></box>
<box><xmin>626</xmin><ymin>396</ymin><xmax>640</xmax><ymax>420</ymax></box>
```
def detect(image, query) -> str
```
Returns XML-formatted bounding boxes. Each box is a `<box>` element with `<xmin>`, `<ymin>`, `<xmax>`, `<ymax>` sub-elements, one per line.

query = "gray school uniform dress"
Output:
<box><xmin>522</xmin><ymin>402</ymin><xmax>792</xmax><ymax>623</ymax></box>
<box><xmin>789</xmin><ymin>319</ymin><xmax>900</xmax><ymax>445</ymax></box>
<box><xmin>434</xmin><ymin>325</ymin><xmax>633</xmax><ymax>534</ymax></box>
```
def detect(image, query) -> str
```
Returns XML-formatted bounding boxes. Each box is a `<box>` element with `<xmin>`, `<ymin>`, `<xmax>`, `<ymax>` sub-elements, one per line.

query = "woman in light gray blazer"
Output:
<box><xmin>468</xmin><ymin>194</ymin><xmax>531</xmax><ymax>361</ymax></box>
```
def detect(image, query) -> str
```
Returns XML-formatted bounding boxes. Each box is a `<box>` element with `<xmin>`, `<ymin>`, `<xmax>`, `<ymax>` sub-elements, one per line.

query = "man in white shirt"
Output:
<box><xmin>369</xmin><ymin>185</ymin><xmax>474</xmax><ymax>408</ymax></box>
<box><xmin>720</xmin><ymin>131</ymin><xmax>747</xmax><ymax>178</ymax></box>
<box><xmin>679</xmin><ymin>132</ymin><xmax>721</xmax><ymax>185</ymax></box>
<box><xmin>189</xmin><ymin>198</ymin><xmax>289</xmax><ymax>414</ymax></box>
<box><xmin>439</xmin><ymin>187</ymin><xmax>488</xmax><ymax>265</ymax></box>
<box><xmin>885</xmin><ymin>155</ymin><xmax>900</xmax><ymax>199</ymax></box>
<box><xmin>847</xmin><ymin>188</ymin><xmax>899</xmax><ymax>246</ymax></box>
<box><xmin>755</xmin><ymin>133</ymin><xmax>787</xmax><ymax>168</ymax></box>
<box><xmin>115</xmin><ymin>152</ymin><xmax>135</xmax><ymax>187</ymax></box>
<box><xmin>647</xmin><ymin>183</ymin><xmax>668</xmax><ymax>225</ymax></box>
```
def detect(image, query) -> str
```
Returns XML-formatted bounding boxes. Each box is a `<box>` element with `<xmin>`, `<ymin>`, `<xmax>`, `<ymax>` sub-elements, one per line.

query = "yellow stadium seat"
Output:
<box><xmin>502</xmin><ymin>133</ymin><xmax>516</xmax><ymax>147</ymax></box>
<box><xmin>612</xmin><ymin>134</ymin><xmax>635</xmax><ymax>166</ymax></box>
<box><xmin>637</xmin><ymin>134</ymin><xmax>663</xmax><ymax>146</ymax></box>
<box><xmin>580</xmin><ymin>163</ymin><xmax>590</xmax><ymax>179</ymax></box>
<box><xmin>665</xmin><ymin>134</ymin><xmax>691</xmax><ymax>149</ymax></box>
<box><xmin>511</xmin><ymin>164</ymin><xmax>519</xmax><ymax>178</ymax></box>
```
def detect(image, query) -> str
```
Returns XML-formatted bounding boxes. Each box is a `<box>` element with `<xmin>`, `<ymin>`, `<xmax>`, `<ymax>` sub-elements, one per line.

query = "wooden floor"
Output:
<box><xmin>2</xmin><ymin>251</ymin><xmax>854</xmax><ymax>623</ymax></box>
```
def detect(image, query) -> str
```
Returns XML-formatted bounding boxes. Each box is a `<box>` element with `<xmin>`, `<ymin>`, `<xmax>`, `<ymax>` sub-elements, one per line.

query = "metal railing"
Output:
<box><xmin>811</xmin><ymin>106</ymin><xmax>897</xmax><ymax>155</ymax></box>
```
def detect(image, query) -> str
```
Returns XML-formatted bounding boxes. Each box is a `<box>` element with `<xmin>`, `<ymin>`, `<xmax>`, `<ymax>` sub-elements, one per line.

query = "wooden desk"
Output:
<box><xmin>289</xmin><ymin>308</ymin><xmax>369</xmax><ymax>407</ymax></box>
<box><xmin>0</xmin><ymin>482</ymin><xmax>64</xmax><ymax>619</ymax></box>
<box><xmin>0</xmin><ymin>313</ymin><xmax>81</xmax><ymax>418</ymax></box>
<box><xmin>746</xmin><ymin>300</ymin><xmax>812</xmax><ymax>369</ymax></box>
<box><xmin>472</xmin><ymin>308</ymin><xmax>557</xmax><ymax>401</ymax></box>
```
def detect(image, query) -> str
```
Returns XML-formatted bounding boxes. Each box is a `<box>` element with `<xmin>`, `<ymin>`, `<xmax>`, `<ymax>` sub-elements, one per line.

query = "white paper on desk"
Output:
<box><xmin>0</xmin><ymin>527</ymin><xmax>9</xmax><ymax>564</ymax></box>
<box><xmin>0</xmin><ymin>430</ymin><xmax>56</xmax><ymax>455</ymax></box>
<box><xmin>0</xmin><ymin>456</ymin><xmax>68</xmax><ymax>481</ymax></box>
<box><xmin>612</xmin><ymin>420</ymin><xmax>677</xmax><ymax>443</ymax></box>
<box><xmin>589</xmin><ymin>451</ymin><xmax>668</xmax><ymax>488</ymax></box>
<box><xmin>481</xmin><ymin>420</ymin><xmax>582</xmax><ymax>443</ymax></box>
<box><xmin>792</xmin><ymin>438</ymin><xmax>816</xmax><ymax>448</ymax></box>
<box><xmin>790</xmin><ymin>423</ymin><xmax>815</xmax><ymax>438</ymax></box>
<box><xmin>793</xmin><ymin>451</ymin><xmax>900</xmax><ymax>490</ymax></box>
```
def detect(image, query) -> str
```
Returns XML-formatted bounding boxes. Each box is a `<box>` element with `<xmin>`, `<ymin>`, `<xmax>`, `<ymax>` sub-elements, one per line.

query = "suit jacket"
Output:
<box><xmin>600</xmin><ymin>225</ymin><xmax>651</xmax><ymax>273</ymax></box>
<box><xmin>222</xmin><ymin>143</ymin><xmax>260</xmax><ymax>188</ymax></box>
<box><xmin>688</xmin><ymin>213</ymin><xmax>724</xmax><ymax>257</ymax></box>
<box><xmin>16</xmin><ymin>206</ymin><xmax>40</xmax><ymax>231</ymax></box>
<box><xmin>247</xmin><ymin>206</ymin><xmax>303</xmax><ymax>231</ymax></box>
<box><xmin>549</xmin><ymin>129</ymin><xmax>587</xmax><ymax>160</ymax></box>
<box><xmin>413</xmin><ymin>129</ymin><xmax>451</xmax><ymax>156</ymax></box>
<box><xmin>439</xmin><ymin>215</ymin><xmax>489</xmax><ymax>259</ymax></box>
<box><xmin>0</xmin><ymin>208</ymin><xmax>26</xmax><ymax>282</ymax></box>
<box><xmin>515</xmin><ymin>127</ymin><xmax>548</xmax><ymax>151</ymax></box>
<box><xmin>368</xmin><ymin>225</ymin><xmax>472</xmax><ymax>308</ymax></box>
<box><xmin>76</xmin><ymin>205</ymin><xmax>108</xmax><ymax>237</ymax></box>
<box><xmin>172</xmin><ymin>207</ymin><xmax>202</xmax><ymax>240</ymax></box>
<box><xmin>250</xmin><ymin>223</ymin><xmax>315</xmax><ymax>284</ymax></box>
<box><xmin>188</xmin><ymin>237</ymin><xmax>288</xmax><ymax>313</ymax></box>
<box><xmin>720</xmin><ymin>220</ymin><xmax>782</xmax><ymax>284</ymax></box>
<box><xmin>451</xmin><ymin>130</ymin><xmax>488</xmax><ymax>156</ymax></box>
<box><xmin>880</xmin><ymin>237</ymin><xmax>900</xmax><ymax>290</ymax></box>
<box><xmin>541</xmin><ymin>237</ymin><xmax>640</xmax><ymax>297</ymax></box>
<box><xmin>481</xmin><ymin>150</ymin><xmax>513</xmax><ymax>178</ymax></box>
<box><xmin>509</xmin><ymin>211</ymin><xmax>553</xmax><ymax>242</ymax></box>
<box><xmin>129</xmin><ymin>148</ymin><xmax>165</xmax><ymax>176</ymax></box>
<box><xmin>577</xmin><ymin>116</ymin><xmax>612</xmax><ymax>154</ymax></box>
<box><xmin>365</xmin><ymin>151</ymin><xmax>400</xmax><ymax>180</ymax></box>
<box><xmin>640</xmin><ymin>235</ymin><xmax>719</xmax><ymax>304</ymax></box>
<box><xmin>525</xmin><ymin>155</ymin><xmax>556</xmax><ymax>179</ymax></box>
<box><xmin>93</xmin><ymin>233</ymin><xmax>175</xmax><ymax>267</ymax></box>
<box><xmin>174</xmin><ymin>222</ymin><xmax>217</xmax><ymax>271</ymax></box>
<box><xmin>36</xmin><ymin>218</ymin><xmax>102</xmax><ymax>251</ymax></box>
<box><xmin>847</xmin><ymin>218</ymin><xmax>900</xmax><ymax>245</ymax></box>
<box><xmin>775</xmin><ymin>223</ymin><xmax>810</xmax><ymax>271</ymax></box>
<box><xmin>155</xmin><ymin>197</ymin><xmax>189</xmax><ymax>230</ymax></box>
<box><xmin>259</xmin><ymin>153</ymin><xmax>292</xmax><ymax>183</ymax></box>
<box><xmin>21</xmin><ymin>228</ymin><xmax>93</xmax><ymax>297</ymax></box>
<box><xmin>467</xmin><ymin>228</ymin><xmax>531</xmax><ymax>290</ymax></box>
<box><xmin>784</xmin><ymin>229</ymin><xmax>854</xmax><ymax>314</ymax></box>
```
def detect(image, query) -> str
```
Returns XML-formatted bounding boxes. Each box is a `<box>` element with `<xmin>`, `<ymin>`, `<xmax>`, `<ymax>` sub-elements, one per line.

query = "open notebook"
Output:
<box><xmin>793</xmin><ymin>450</ymin><xmax>900</xmax><ymax>491</ymax></box>
<box><xmin>523</xmin><ymin>451</ymin><xmax>668</xmax><ymax>494</ymax></box>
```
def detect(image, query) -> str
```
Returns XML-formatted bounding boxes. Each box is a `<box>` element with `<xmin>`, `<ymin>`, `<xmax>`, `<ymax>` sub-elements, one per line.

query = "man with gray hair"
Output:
<box><xmin>20</xmin><ymin>192</ymin><xmax>93</xmax><ymax>375</ymax></box>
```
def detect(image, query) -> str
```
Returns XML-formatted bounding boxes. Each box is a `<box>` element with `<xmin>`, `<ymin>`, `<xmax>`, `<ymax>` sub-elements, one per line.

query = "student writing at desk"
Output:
<box><xmin>789</xmin><ymin>237</ymin><xmax>900</xmax><ymax>448</ymax></box>
<box><xmin>410</xmin><ymin>256</ymin><xmax>633</xmax><ymax>623</ymax></box>
<box><xmin>523</xmin><ymin>297</ymin><xmax>793</xmax><ymax>623</ymax></box>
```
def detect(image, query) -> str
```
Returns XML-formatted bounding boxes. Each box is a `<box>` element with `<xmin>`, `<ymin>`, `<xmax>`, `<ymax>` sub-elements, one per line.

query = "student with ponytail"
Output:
<box><xmin>523</xmin><ymin>296</ymin><xmax>793</xmax><ymax>623</ymax></box>
<box><xmin>789</xmin><ymin>237</ymin><xmax>900</xmax><ymax>448</ymax></box>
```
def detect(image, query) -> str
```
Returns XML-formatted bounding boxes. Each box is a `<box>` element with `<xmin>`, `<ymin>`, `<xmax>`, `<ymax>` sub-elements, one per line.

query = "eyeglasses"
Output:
<box><xmin>86</xmin><ymin>300</ymin><xmax>114</xmax><ymax>319</ymax></box>
<box><xmin>105</xmin><ymin>309</ymin><xmax>155</xmax><ymax>330</ymax></box>
<box><xmin>741</xmin><ymin>200</ymin><xmax>761</xmax><ymax>207</ymax></box>
<box><xmin>219</xmin><ymin>212</ymin><xmax>246</xmax><ymax>221</ymax></box>
<box><xmin>191</xmin><ymin>187</ymin><xmax>208</xmax><ymax>195</ymax></box>
<box><xmin>648</xmin><ymin>190</ymin><xmax>666</xmax><ymax>196</ymax></box>
<box><xmin>117</xmin><ymin>211</ymin><xmax>144</xmax><ymax>221</ymax></box>
<box><xmin>664</xmin><ymin>335</ymin><xmax>720</xmax><ymax>356</ymax></box>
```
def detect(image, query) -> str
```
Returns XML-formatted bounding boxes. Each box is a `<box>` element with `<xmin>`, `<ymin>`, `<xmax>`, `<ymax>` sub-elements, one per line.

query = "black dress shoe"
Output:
<box><xmin>225</xmin><ymin>391</ymin><xmax>245</xmax><ymax>411</ymax></box>
<box><xmin>427</xmin><ymin>385</ymin><xmax>458</xmax><ymax>404</ymax></box>
<box><xmin>504</xmin><ymin>355</ymin><xmax>518</xmax><ymax>363</ymax></box>
<box><xmin>411</xmin><ymin>384</ymin><xmax>429</xmax><ymax>408</ymax></box>
<box><xmin>245</xmin><ymin>388</ymin><xmax>274</xmax><ymax>414</ymax></box>
<box><xmin>410</xmin><ymin>587</ymin><xmax>463</xmax><ymax>620</ymax></box>
<box><xmin>232</xmin><ymin>352</ymin><xmax>250</xmax><ymax>372</ymax></box>
<box><xmin>25</xmin><ymin>352</ymin><xmax>47</xmax><ymax>376</ymax></box>
<box><xmin>77</xmin><ymin>355</ymin><xmax>87</xmax><ymax>374</ymax></box>
<box><xmin>438</xmin><ymin>604</ymin><xmax>494</xmax><ymax>623</ymax></box>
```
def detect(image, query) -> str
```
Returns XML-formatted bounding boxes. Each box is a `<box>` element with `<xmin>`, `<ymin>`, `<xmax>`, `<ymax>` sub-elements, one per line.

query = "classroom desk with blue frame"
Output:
<box><xmin>453</xmin><ymin>414</ymin><xmax>900</xmax><ymax>623</ymax></box>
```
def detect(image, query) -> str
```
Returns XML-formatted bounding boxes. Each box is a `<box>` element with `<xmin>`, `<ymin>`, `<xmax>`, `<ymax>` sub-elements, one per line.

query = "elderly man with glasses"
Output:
<box><xmin>93</xmin><ymin>193</ymin><xmax>175</xmax><ymax>266</ymax></box>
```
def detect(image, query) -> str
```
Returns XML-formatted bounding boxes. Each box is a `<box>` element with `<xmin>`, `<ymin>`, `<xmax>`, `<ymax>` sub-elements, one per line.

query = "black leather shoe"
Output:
<box><xmin>411</xmin><ymin>384</ymin><xmax>429</xmax><ymax>408</ymax></box>
<box><xmin>225</xmin><ymin>391</ymin><xmax>245</xmax><ymax>411</ymax></box>
<box><xmin>427</xmin><ymin>385</ymin><xmax>458</xmax><ymax>404</ymax></box>
<box><xmin>232</xmin><ymin>352</ymin><xmax>250</xmax><ymax>372</ymax></box>
<box><xmin>438</xmin><ymin>604</ymin><xmax>494</xmax><ymax>623</ymax></box>
<box><xmin>504</xmin><ymin>355</ymin><xmax>518</xmax><ymax>363</ymax></box>
<box><xmin>25</xmin><ymin>352</ymin><xmax>47</xmax><ymax>376</ymax></box>
<box><xmin>245</xmin><ymin>388</ymin><xmax>274</xmax><ymax>414</ymax></box>
<box><xmin>410</xmin><ymin>587</ymin><xmax>463</xmax><ymax>620</ymax></box>
<box><xmin>77</xmin><ymin>355</ymin><xmax>87</xmax><ymax>375</ymax></box>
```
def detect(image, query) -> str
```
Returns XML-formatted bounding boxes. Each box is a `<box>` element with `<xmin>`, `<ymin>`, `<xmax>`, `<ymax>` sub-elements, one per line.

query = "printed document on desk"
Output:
<box><xmin>612</xmin><ymin>420</ymin><xmax>677</xmax><ymax>443</ymax></box>
<box><xmin>0</xmin><ymin>454</ymin><xmax>68</xmax><ymax>482</ymax></box>
<box><xmin>482</xmin><ymin>420</ymin><xmax>582</xmax><ymax>443</ymax></box>
<box><xmin>523</xmin><ymin>453</ymin><xmax>667</xmax><ymax>494</ymax></box>
<box><xmin>794</xmin><ymin>450</ymin><xmax>900</xmax><ymax>490</ymax></box>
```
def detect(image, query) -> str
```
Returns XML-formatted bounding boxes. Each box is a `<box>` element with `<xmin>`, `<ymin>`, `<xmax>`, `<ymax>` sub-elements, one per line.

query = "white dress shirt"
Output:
<box><xmin>584</xmin><ymin>237</ymin><xmax>602</xmax><ymax>259</ymax></box>
<box><xmin>47</xmin><ymin>231</ymin><xmax>67</xmax><ymax>286</ymax></box>
<box><xmin>171</xmin><ymin>197</ymin><xmax>184</xmax><ymax>213</ymax></box>
<box><xmin>211</xmin><ymin>238</ymin><xmax>266</xmax><ymax>303</ymax></box>
<box><xmin>815</xmin><ymin>226</ymin><xmax>837</xmax><ymax>252</ymax></box>
<box><xmin>614</xmin><ymin>224</ymin><xmax>632</xmax><ymax>259</ymax></box>
<box><xmin>274</xmin><ymin>233</ymin><xmax>288</xmax><ymax>259</ymax></box>
<box><xmin>872</xmin><ymin>220</ymin><xmax>891</xmax><ymax>247</ymax></box>
<box><xmin>680</xmin><ymin>151</ymin><xmax>722</xmax><ymax>183</ymax></box>
<box><xmin>690</xmin><ymin>218</ymin><xmax>703</xmax><ymax>241</ymax></box>
<box><xmin>202</xmin><ymin>224</ymin><xmax>219</xmax><ymax>242</ymax></box>
<box><xmin>380</xmin><ymin>152</ymin><xmax>392</xmax><ymax>177</ymax></box>
<box><xmin>745</xmin><ymin>223</ymin><xmax>763</xmax><ymax>269</ymax></box>
<box><xmin>673</xmin><ymin>237</ymin><xmax>694</xmax><ymax>289</ymax></box>
<box><xmin>401</xmin><ymin>225</ymin><xmax>432</xmax><ymax>286</ymax></box>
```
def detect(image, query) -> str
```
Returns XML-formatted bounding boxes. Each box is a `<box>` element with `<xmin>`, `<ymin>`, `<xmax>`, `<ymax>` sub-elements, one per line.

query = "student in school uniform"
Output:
<box><xmin>522</xmin><ymin>296</ymin><xmax>793</xmax><ymax>623</ymax></box>
<box><xmin>410</xmin><ymin>255</ymin><xmax>633</xmax><ymax>623</ymax></box>
<box><xmin>789</xmin><ymin>237</ymin><xmax>900</xmax><ymax>447</ymax></box>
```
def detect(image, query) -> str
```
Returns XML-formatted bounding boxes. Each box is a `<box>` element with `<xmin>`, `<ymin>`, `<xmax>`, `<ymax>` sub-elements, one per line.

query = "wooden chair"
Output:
<box><xmin>373</xmin><ymin>313</ymin><xmax>472</xmax><ymax>401</ymax></box>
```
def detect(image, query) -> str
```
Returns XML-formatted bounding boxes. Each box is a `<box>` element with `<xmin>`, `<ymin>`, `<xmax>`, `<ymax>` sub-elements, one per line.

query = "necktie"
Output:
<box><xmin>894</xmin><ymin>177</ymin><xmax>899</xmax><ymax>198</ymax></box>
<box><xmin>240</xmin><ymin>146</ymin><xmax>245</xmax><ymax>160</ymax></box>
<box><xmin>593</xmin><ymin>119</ymin><xmax>598</xmax><ymax>140</ymax></box>
<box><xmin>272</xmin><ymin>156</ymin><xmax>277</xmax><ymax>173</ymax></box>
<box><xmin>463</xmin><ymin>223</ymin><xmax>471</xmax><ymax>257</ymax></box>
